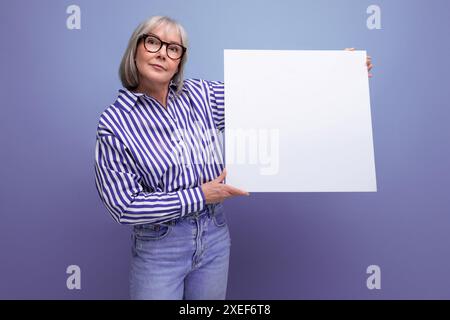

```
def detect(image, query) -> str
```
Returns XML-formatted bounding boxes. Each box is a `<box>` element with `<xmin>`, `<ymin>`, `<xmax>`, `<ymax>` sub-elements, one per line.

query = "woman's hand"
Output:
<box><xmin>344</xmin><ymin>47</ymin><xmax>373</xmax><ymax>78</ymax></box>
<box><xmin>201</xmin><ymin>168</ymin><xmax>250</xmax><ymax>204</ymax></box>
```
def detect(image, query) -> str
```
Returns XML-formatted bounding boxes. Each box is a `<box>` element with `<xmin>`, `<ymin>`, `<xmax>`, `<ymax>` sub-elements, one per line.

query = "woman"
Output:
<box><xmin>94</xmin><ymin>16</ymin><xmax>373</xmax><ymax>300</ymax></box>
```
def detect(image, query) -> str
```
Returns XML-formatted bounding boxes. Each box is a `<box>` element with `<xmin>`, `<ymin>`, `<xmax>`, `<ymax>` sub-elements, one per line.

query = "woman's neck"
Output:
<box><xmin>135</xmin><ymin>80</ymin><xmax>169</xmax><ymax>108</ymax></box>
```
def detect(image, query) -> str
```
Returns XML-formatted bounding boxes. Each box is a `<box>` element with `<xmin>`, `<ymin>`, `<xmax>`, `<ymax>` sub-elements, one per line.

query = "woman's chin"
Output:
<box><xmin>142</xmin><ymin>73</ymin><xmax>171</xmax><ymax>85</ymax></box>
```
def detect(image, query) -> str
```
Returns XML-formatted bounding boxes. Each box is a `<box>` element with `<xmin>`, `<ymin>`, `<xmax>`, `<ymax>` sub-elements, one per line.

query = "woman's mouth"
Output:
<box><xmin>150</xmin><ymin>64</ymin><xmax>165</xmax><ymax>71</ymax></box>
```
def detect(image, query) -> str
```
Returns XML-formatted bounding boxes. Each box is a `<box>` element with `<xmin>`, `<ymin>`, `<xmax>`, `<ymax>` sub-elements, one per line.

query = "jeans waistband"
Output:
<box><xmin>165</xmin><ymin>202</ymin><xmax>222</xmax><ymax>225</ymax></box>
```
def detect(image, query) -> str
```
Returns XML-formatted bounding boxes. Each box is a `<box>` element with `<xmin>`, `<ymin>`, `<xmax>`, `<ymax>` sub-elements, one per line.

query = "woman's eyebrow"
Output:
<box><xmin>149</xmin><ymin>33</ymin><xmax>182</xmax><ymax>45</ymax></box>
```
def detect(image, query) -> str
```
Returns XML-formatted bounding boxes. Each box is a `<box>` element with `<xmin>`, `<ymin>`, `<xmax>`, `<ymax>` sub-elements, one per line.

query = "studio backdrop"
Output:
<box><xmin>1</xmin><ymin>0</ymin><xmax>450</xmax><ymax>299</ymax></box>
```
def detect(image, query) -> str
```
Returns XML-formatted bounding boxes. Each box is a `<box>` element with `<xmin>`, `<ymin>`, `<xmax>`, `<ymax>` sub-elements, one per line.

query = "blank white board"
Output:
<box><xmin>224</xmin><ymin>49</ymin><xmax>377</xmax><ymax>192</ymax></box>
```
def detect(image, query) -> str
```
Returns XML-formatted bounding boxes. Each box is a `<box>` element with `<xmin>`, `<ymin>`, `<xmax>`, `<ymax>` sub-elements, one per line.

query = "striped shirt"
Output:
<box><xmin>94</xmin><ymin>79</ymin><xmax>225</xmax><ymax>225</ymax></box>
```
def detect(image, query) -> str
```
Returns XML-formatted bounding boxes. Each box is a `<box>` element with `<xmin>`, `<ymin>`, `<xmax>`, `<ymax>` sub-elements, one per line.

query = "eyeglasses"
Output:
<box><xmin>139</xmin><ymin>33</ymin><xmax>186</xmax><ymax>60</ymax></box>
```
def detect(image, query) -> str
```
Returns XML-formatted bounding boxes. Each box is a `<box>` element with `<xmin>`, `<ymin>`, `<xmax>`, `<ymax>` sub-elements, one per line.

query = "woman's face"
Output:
<box><xmin>135</xmin><ymin>24</ymin><xmax>182</xmax><ymax>87</ymax></box>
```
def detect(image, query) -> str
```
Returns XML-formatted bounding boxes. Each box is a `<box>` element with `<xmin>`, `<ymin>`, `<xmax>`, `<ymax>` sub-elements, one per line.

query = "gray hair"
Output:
<box><xmin>119</xmin><ymin>16</ymin><xmax>188</xmax><ymax>96</ymax></box>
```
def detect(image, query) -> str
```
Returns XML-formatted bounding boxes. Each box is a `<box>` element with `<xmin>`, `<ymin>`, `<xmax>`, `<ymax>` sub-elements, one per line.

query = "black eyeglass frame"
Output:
<box><xmin>139</xmin><ymin>33</ymin><xmax>187</xmax><ymax>60</ymax></box>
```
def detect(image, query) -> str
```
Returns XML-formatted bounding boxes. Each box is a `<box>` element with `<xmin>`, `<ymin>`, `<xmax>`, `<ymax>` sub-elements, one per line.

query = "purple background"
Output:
<box><xmin>1</xmin><ymin>0</ymin><xmax>449</xmax><ymax>299</ymax></box>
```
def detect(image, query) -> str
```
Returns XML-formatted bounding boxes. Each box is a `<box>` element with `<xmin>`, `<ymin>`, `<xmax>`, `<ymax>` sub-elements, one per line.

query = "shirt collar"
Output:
<box><xmin>114</xmin><ymin>88</ymin><xmax>142</xmax><ymax>113</ymax></box>
<box><xmin>114</xmin><ymin>81</ymin><xmax>179</xmax><ymax>113</ymax></box>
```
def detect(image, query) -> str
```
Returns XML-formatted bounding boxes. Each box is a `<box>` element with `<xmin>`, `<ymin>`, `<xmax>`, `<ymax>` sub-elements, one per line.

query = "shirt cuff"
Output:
<box><xmin>176</xmin><ymin>187</ymin><xmax>206</xmax><ymax>217</ymax></box>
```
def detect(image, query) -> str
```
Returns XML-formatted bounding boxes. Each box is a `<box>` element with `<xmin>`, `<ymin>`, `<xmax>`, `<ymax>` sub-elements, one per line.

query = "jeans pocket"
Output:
<box><xmin>134</xmin><ymin>223</ymin><xmax>172</xmax><ymax>241</ymax></box>
<box><xmin>212</xmin><ymin>207</ymin><xmax>227</xmax><ymax>228</ymax></box>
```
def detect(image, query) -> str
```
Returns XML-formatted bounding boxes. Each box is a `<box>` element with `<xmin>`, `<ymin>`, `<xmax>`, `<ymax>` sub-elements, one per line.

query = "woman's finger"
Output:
<box><xmin>224</xmin><ymin>184</ymin><xmax>250</xmax><ymax>196</ymax></box>
<box><xmin>214</xmin><ymin>168</ymin><xmax>227</xmax><ymax>183</ymax></box>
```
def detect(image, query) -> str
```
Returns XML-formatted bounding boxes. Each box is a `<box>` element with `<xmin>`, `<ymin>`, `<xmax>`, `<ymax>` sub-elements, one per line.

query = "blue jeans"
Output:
<box><xmin>129</xmin><ymin>202</ymin><xmax>231</xmax><ymax>300</ymax></box>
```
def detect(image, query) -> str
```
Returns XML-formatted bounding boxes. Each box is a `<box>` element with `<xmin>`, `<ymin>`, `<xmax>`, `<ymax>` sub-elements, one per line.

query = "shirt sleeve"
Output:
<box><xmin>94</xmin><ymin>134</ymin><xmax>206</xmax><ymax>225</ymax></box>
<box><xmin>205</xmin><ymin>80</ymin><xmax>225</xmax><ymax>132</ymax></box>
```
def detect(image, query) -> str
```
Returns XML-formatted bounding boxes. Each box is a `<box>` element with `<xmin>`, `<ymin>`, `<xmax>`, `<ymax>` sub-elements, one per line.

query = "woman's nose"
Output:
<box><xmin>157</xmin><ymin>44</ymin><xmax>169</xmax><ymax>59</ymax></box>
